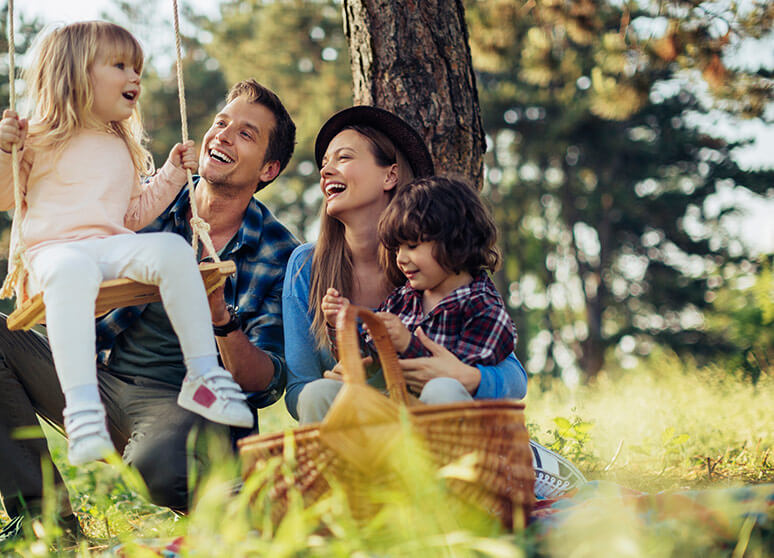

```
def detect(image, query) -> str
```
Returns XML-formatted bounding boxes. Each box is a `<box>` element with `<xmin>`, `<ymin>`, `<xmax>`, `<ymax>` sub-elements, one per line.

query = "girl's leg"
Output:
<box><xmin>88</xmin><ymin>233</ymin><xmax>252</xmax><ymax>428</ymax></box>
<box><xmin>29</xmin><ymin>245</ymin><xmax>114</xmax><ymax>465</ymax></box>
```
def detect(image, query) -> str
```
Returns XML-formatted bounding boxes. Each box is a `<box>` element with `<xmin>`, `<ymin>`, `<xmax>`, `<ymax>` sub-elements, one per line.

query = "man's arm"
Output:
<box><xmin>209</xmin><ymin>285</ymin><xmax>275</xmax><ymax>391</ymax></box>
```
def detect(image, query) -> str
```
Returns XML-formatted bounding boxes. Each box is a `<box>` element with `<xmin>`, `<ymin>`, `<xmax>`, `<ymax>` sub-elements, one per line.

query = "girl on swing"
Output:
<box><xmin>0</xmin><ymin>21</ymin><xmax>252</xmax><ymax>466</ymax></box>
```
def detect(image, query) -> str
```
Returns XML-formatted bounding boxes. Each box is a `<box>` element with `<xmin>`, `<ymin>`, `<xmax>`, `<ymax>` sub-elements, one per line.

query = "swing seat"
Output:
<box><xmin>6</xmin><ymin>260</ymin><xmax>236</xmax><ymax>331</ymax></box>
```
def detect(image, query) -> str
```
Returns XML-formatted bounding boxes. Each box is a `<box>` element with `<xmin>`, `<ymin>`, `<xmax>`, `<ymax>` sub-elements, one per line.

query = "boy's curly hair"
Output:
<box><xmin>377</xmin><ymin>176</ymin><xmax>500</xmax><ymax>283</ymax></box>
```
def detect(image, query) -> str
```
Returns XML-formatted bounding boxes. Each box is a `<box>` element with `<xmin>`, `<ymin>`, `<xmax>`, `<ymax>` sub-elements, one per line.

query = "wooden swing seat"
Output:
<box><xmin>6</xmin><ymin>260</ymin><xmax>236</xmax><ymax>331</ymax></box>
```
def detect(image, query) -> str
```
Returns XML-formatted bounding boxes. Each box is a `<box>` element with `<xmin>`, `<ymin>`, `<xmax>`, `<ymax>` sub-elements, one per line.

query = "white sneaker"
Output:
<box><xmin>177</xmin><ymin>368</ymin><xmax>254</xmax><ymax>428</ymax></box>
<box><xmin>63</xmin><ymin>404</ymin><xmax>115</xmax><ymax>466</ymax></box>
<box><xmin>530</xmin><ymin>440</ymin><xmax>587</xmax><ymax>499</ymax></box>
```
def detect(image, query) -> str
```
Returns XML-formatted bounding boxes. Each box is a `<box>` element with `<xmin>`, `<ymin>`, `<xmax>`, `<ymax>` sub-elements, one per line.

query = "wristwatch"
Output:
<box><xmin>213</xmin><ymin>304</ymin><xmax>241</xmax><ymax>337</ymax></box>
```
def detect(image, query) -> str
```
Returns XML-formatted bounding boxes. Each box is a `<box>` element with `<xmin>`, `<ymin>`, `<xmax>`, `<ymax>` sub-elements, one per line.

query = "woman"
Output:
<box><xmin>282</xmin><ymin>106</ymin><xmax>584</xmax><ymax>499</ymax></box>
<box><xmin>282</xmin><ymin>106</ymin><xmax>527</xmax><ymax>424</ymax></box>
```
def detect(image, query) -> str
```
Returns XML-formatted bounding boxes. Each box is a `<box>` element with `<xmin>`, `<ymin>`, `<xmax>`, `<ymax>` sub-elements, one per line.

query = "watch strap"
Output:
<box><xmin>213</xmin><ymin>305</ymin><xmax>241</xmax><ymax>337</ymax></box>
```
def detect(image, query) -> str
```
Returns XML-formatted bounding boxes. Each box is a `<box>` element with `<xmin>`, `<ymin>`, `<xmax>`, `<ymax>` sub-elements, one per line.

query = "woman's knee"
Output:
<box><xmin>419</xmin><ymin>377</ymin><xmax>472</xmax><ymax>405</ymax></box>
<box><xmin>297</xmin><ymin>379</ymin><xmax>343</xmax><ymax>424</ymax></box>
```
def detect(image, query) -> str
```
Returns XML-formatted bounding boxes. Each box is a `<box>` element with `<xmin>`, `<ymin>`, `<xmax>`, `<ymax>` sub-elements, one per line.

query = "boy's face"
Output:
<box><xmin>396</xmin><ymin>241</ymin><xmax>450</xmax><ymax>294</ymax></box>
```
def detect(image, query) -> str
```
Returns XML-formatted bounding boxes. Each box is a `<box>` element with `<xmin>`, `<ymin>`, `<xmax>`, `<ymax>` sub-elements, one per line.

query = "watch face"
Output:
<box><xmin>214</xmin><ymin>306</ymin><xmax>240</xmax><ymax>336</ymax></box>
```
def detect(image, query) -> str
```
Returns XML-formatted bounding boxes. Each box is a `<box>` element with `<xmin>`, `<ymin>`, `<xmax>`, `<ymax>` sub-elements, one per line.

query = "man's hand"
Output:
<box><xmin>208</xmin><ymin>285</ymin><xmax>230</xmax><ymax>326</ymax></box>
<box><xmin>375</xmin><ymin>312</ymin><xmax>411</xmax><ymax>353</ymax></box>
<box><xmin>322</xmin><ymin>288</ymin><xmax>349</xmax><ymax>327</ymax></box>
<box><xmin>168</xmin><ymin>140</ymin><xmax>198</xmax><ymax>173</ymax></box>
<box><xmin>0</xmin><ymin>110</ymin><xmax>27</xmax><ymax>153</ymax></box>
<box><xmin>398</xmin><ymin>327</ymin><xmax>481</xmax><ymax>394</ymax></box>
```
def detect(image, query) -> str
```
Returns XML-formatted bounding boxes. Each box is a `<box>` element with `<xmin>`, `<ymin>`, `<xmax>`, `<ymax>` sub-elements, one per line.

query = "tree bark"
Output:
<box><xmin>341</xmin><ymin>0</ymin><xmax>486</xmax><ymax>187</ymax></box>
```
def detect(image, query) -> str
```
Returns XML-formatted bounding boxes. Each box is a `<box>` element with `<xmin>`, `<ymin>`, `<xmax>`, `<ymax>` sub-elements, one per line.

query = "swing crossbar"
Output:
<box><xmin>6</xmin><ymin>260</ymin><xmax>237</xmax><ymax>331</ymax></box>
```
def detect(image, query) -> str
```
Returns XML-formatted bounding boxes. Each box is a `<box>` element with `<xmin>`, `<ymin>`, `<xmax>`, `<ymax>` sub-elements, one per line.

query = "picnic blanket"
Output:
<box><xmin>529</xmin><ymin>481</ymin><xmax>774</xmax><ymax>553</ymax></box>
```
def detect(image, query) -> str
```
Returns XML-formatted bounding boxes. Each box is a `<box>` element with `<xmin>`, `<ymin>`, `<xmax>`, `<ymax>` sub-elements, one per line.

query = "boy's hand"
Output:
<box><xmin>324</xmin><ymin>356</ymin><xmax>374</xmax><ymax>381</ymax></box>
<box><xmin>376</xmin><ymin>312</ymin><xmax>411</xmax><ymax>353</ymax></box>
<box><xmin>0</xmin><ymin>110</ymin><xmax>27</xmax><ymax>153</ymax></box>
<box><xmin>168</xmin><ymin>140</ymin><xmax>197</xmax><ymax>172</ymax></box>
<box><xmin>322</xmin><ymin>288</ymin><xmax>349</xmax><ymax>327</ymax></box>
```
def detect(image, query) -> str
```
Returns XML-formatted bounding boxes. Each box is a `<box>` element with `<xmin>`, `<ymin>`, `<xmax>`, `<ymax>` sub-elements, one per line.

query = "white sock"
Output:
<box><xmin>185</xmin><ymin>354</ymin><xmax>220</xmax><ymax>379</ymax></box>
<box><xmin>63</xmin><ymin>383</ymin><xmax>101</xmax><ymax>411</ymax></box>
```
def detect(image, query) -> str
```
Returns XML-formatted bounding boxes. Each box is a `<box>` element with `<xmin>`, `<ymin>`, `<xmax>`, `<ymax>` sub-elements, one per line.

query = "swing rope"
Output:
<box><xmin>171</xmin><ymin>0</ymin><xmax>220</xmax><ymax>263</ymax></box>
<box><xmin>0</xmin><ymin>0</ymin><xmax>32</xmax><ymax>301</ymax></box>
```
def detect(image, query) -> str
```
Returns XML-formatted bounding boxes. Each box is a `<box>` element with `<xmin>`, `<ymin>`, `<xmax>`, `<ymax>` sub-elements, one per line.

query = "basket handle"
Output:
<box><xmin>336</xmin><ymin>304</ymin><xmax>411</xmax><ymax>406</ymax></box>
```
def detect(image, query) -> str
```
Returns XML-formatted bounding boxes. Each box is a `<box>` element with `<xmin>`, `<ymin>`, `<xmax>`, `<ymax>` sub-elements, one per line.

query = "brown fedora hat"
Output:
<box><xmin>315</xmin><ymin>106</ymin><xmax>435</xmax><ymax>178</ymax></box>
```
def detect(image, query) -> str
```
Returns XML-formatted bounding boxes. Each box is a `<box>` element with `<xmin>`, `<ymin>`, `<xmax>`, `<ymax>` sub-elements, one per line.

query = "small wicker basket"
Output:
<box><xmin>239</xmin><ymin>305</ymin><xmax>534</xmax><ymax>529</ymax></box>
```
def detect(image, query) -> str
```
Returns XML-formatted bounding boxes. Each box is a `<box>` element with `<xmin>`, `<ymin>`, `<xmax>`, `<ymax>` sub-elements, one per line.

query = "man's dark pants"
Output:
<box><xmin>0</xmin><ymin>314</ymin><xmax>230</xmax><ymax>517</ymax></box>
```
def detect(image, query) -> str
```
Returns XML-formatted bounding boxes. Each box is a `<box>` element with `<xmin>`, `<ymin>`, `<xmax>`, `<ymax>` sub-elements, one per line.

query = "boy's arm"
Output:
<box><xmin>454</xmin><ymin>297</ymin><xmax>516</xmax><ymax>366</ymax></box>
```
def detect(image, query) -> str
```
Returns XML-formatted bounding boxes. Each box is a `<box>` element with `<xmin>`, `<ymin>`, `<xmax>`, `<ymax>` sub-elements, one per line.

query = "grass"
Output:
<box><xmin>2</xmin><ymin>353</ymin><xmax>772</xmax><ymax>556</ymax></box>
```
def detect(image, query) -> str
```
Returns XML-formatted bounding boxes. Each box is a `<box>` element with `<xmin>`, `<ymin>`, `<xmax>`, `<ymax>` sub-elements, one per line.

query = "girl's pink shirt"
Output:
<box><xmin>0</xmin><ymin>129</ymin><xmax>187</xmax><ymax>260</ymax></box>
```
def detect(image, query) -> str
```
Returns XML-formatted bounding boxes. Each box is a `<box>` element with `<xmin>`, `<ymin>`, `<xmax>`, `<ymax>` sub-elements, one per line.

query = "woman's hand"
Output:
<box><xmin>168</xmin><ymin>140</ymin><xmax>198</xmax><ymax>172</ymax></box>
<box><xmin>398</xmin><ymin>327</ymin><xmax>481</xmax><ymax>394</ymax></box>
<box><xmin>0</xmin><ymin>110</ymin><xmax>27</xmax><ymax>153</ymax></box>
<box><xmin>322</xmin><ymin>288</ymin><xmax>349</xmax><ymax>327</ymax></box>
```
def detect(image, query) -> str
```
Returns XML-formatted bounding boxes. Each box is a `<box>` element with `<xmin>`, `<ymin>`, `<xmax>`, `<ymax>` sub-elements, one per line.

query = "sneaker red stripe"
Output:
<box><xmin>193</xmin><ymin>385</ymin><xmax>217</xmax><ymax>408</ymax></box>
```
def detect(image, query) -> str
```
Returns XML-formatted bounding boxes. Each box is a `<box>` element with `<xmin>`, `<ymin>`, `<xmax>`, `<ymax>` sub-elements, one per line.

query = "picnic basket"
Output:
<box><xmin>238</xmin><ymin>304</ymin><xmax>534</xmax><ymax>529</ymax></box>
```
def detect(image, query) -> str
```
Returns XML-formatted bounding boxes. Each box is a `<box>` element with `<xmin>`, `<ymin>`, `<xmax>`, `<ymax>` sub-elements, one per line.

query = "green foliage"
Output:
<box><xmin>2</xmin><ymin>359</ymin><xmax>772</xmax><ymax>555</ymax></box>
<box><xmin>466</xmin><ymin>0</ymin><xmax>774</xmax><ymax>378</ymax></box>
<box><xmin>705</xmin><ymin>256</ymin><xmax>774</xmax><ymax>382</ymax></box>
<box><xmin>537</xmin><ymin>415</ymin><xmax>599</xmax><ymax>470</ymax></box>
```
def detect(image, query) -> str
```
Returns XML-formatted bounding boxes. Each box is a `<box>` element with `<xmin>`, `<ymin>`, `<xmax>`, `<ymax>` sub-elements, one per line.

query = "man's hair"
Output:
<box><xmin>377</xmin><ymin>175</ymin><xmax>501</xmax><ymax>275</ymax></box>
<box><xmin>226</xmin><ymin>79</ymin><xmax>296</xmax><ymax>192</ymax></box>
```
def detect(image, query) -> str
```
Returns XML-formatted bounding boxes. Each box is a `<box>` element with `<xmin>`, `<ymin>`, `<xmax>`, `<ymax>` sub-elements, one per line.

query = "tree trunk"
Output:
<box><xmin>341</xmin><ymin>0</ymin><xmax>486</xmax><ymax>187</ymax></box>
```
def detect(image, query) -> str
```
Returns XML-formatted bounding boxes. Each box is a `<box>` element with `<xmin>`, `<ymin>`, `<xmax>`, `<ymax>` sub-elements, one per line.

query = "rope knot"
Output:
<box><xmin>189</xmin><ymin>216</ymin><xmax>210</xmax><ymax>233</ymax></box>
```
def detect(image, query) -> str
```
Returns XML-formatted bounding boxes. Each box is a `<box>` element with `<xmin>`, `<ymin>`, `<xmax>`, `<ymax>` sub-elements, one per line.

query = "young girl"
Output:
<box><xmin>0</xmin><ymin>21</ymin><xmax>252</xmax><ymax>466</ymax></box>
<box><xmin>323</xmin><ymin>175</ymin><xmax>516</xmax><ymax>397</ymax></box>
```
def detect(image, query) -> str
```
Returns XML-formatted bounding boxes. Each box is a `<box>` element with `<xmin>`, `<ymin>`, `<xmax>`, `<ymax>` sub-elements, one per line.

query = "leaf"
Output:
<box><xmin>553</xmin><ymin>417</ymin><xmax>573</xmax><ymax>431</ymax></box>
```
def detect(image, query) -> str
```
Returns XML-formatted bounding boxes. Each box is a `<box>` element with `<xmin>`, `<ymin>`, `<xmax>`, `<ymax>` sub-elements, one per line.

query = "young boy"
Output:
<box><xmin>323</xmin><ymin>175</ymin><xmax>515</xmax><ymax>376</ymax></box>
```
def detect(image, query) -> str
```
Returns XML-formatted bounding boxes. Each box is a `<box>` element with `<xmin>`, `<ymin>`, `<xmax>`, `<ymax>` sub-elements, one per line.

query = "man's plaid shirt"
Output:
<box><xmin>375</xmin><ymin>272</ymin><xmax>516</xmax><ymax>365</ymax></box>
<box><xmin>96</xmin><ymin>180</ymin><xmax>299</xmax><ymax>408</ymax></box>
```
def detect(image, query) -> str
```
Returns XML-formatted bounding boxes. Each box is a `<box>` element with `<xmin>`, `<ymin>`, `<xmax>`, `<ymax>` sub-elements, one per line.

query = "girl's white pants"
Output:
<box><xmin>29</xmin><ymin>233</ymin><xmax>216</xmax><ymax>391</ymax></box>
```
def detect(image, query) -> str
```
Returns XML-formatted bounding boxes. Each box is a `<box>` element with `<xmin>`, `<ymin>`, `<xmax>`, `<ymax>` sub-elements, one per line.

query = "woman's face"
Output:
<box><xmin>319</xmin><ymin>129</ymin><xmax>397</xmax><ymax>219</ymax></box>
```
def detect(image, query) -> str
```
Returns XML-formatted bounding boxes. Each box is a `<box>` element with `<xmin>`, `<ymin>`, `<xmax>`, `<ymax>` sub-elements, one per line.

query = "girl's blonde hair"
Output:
<box><xmin>309</xmin><ymin>125</ymin><xmax>415</xmax><ymax>348</ymax></box>
<box><xmin>24</xmin><ymin>21</ymin><xmax>152</xmax><ymax>175</ymax></box>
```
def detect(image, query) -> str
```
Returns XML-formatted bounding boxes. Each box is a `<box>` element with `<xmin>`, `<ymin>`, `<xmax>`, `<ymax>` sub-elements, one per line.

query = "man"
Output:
<box><xmin>0</xmin><ymin>79</ymin><xmax>299</xmax><ymax>540</ymax></box>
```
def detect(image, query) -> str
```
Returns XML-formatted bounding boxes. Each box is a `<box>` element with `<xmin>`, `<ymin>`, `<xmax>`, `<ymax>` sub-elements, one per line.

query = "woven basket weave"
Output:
<box><xmin>239</xmin><ymin>305</ymin><xmax>534</xmax><ymax>528</ymax></box>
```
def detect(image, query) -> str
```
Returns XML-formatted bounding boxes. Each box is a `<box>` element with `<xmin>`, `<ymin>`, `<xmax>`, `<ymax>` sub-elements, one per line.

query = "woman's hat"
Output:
<box><xmin>315</xmin><ymin>106</ymin><xmax>435</xmax><ymax>177</ymax></box>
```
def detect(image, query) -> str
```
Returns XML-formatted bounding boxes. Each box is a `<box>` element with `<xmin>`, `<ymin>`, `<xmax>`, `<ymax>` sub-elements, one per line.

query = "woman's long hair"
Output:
<box><xmin>309</xmin><ymin>125</ymin><xmax>414</xmax><ymax>348</ymax></box>
<box><xmin>23</xmin><ymin>21</ymin><xmax>153</xmax><ymax>176</ymax></box>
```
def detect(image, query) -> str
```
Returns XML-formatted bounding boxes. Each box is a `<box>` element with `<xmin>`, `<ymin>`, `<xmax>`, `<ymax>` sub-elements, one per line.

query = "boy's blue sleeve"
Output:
<box><xmin>474</xmin><ymin>353</ymin><xmax>528</xmax><ymax>400</ymax></box>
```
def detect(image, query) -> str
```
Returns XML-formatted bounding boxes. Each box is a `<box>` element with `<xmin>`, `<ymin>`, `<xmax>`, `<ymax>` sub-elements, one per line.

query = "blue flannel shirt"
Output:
<box><xmin>96</xmin><ymin>178</ymin><xmax>299</xmax><ymax>408</ymax></box>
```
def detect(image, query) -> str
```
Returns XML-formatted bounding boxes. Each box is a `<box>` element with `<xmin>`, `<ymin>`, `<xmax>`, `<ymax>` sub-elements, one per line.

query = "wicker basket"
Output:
<box><xmin>239</xmin><ymin>305</ymin><xmax>534</xmax><ymax>529</ymax></box>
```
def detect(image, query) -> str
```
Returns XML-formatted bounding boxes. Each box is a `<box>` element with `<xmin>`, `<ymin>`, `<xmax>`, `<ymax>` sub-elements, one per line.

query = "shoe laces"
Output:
<box><xmin>534</xmin><ymin>469</ymin><xmax>572</xmax><ymax>499</ymax></box>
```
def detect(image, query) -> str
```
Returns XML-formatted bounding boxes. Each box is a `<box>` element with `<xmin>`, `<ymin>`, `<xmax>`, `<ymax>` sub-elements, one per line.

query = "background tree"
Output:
<box><xmin>342</xmin><ymin>0</ymin><xmax>486</xmax><ymax>186</ymax></box>
<box><xmin>466</xmin><ymin>0</ymin><xmax>774</xmax><ymax>379</ymax></box>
